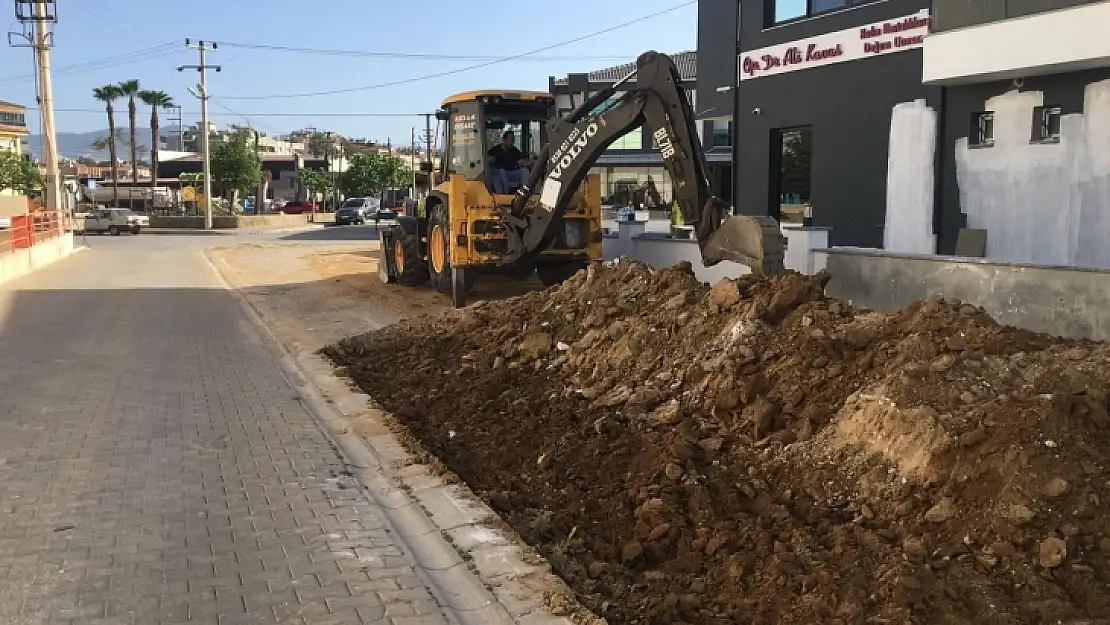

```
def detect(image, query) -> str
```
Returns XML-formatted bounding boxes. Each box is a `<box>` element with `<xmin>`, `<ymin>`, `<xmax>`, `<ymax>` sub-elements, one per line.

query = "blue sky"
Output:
<box><xmin>0</xmin><ymin>0</ymin><xmax>696</xmax><ymax>143</ymax></box>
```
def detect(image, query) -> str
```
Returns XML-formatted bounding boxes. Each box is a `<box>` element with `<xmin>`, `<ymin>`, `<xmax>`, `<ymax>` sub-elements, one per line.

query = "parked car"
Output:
<box><xmin>280</xmin><ymin>201</ymin><xmax>316</xmax><ymax>215</ymax></box>
<box><xmin>75</xmin><ymin>207</ymin><xmax>149</xmax><ymax>235</ymax></box>
<box><xmin>372</xmin><ymin>207</ymin><xmax>398</xmax><ymax>226</ymax></box>
<box><xmin>335</xmin><ymin>197</ymin><xmax>378</xmax><ymax>225</ymax></box>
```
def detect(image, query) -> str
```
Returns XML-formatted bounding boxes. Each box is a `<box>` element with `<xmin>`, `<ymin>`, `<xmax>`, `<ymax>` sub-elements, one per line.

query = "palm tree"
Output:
<box><xmin>139</xmin><ymin>90</ymin><xmax>174</xmax><ymax>210</ymax></box>
<box><xmin>117</xmin><ymin>79</ymin><xmax>141</xmax><ymax>184</ymax></box>
<box><xmin>92</xmin><ymin>84</ymin><xmax>122</xmax><ymax>207</ymax></box>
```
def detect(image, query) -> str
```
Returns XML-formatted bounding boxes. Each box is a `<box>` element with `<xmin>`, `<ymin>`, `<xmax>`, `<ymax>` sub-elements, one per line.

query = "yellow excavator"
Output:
<box><xmin>378</xmin><ymin>50</ymin><xmax>785</xmax><ymax>307</ymax></box>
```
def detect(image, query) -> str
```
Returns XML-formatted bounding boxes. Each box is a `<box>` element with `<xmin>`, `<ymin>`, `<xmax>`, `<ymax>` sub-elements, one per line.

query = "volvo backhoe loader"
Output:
<box><xmin>379</xmin><ymin>51</ymin><xmax>785</xmax><ymax>307</ymax></box>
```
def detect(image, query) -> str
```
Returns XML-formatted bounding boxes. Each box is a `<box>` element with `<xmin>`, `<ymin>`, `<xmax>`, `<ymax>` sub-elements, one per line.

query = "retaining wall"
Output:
<box><xmin>819</xmin><ymin>247</ymin><xmax>1110</xmax><ymax>341</ymax></box>
<box><xmin>149</xmin><ymin>213</ymin><xmax>320</xmax><ymax>229</ymax></box>
<box><xmin>602</xmin><ymin>220</ymin><xmax>828</xmax><ymax>283</ymax></box>
<box><xmin>0</xmin><ymin>233</ymin><xmax>76</xmax><ymax>286</ymax></box>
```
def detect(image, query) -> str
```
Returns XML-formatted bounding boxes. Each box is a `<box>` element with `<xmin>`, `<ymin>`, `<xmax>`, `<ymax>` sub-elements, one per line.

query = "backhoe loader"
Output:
<box><xmin>378</xmin><ymin>51</ymin><xmax>784</xmax><ymax>307</ymax></box>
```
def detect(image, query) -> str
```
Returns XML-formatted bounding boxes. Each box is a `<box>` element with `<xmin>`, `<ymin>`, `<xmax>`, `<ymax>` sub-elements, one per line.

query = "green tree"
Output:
<box><xmin>117</xmin><ymin>79</ymin><xmax>142</xmax><ymax>183</ymax></box>
<box><xmin>307</xmin><ymin>131</ymin><xmax>343</xmax><ymax>159</ymax></box>
<box><xmin>210</xmin><ymin>135</ymin><xmax>261</xmax><ymax>205</ymax></box>
<box><xmin>341</xmin><ymin>152</ymin><xmax>411</xmax><ymax>198</ymax></box>
<box><xmin>138</xmin><ymin>90</ymin><xmax>174</xmax><ymax>209</ymax></box>
<box><xmin>0</xmin><ymin>152</ymin><xmax>41</xmax><ymax>195</ymax></box>
<box><xmin>92</xmin><ymin>84</ymin><xmax>122</xmax><ymax>206</ymax></box>
<box><xmin>297</xmin><ymin>168</ymin><xmax>333</xmax><ymax>203</ymax></box>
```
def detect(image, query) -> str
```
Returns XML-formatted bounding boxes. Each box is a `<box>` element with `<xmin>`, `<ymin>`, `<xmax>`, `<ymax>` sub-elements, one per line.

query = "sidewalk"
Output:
<box><xmin>0</xmin><ymin>242</ymin><xmax>478</xmax><ymax>624</ymax></box>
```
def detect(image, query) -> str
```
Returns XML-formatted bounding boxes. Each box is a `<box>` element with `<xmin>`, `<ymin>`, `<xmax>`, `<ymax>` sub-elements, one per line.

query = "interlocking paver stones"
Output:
<box><xmin>0</xmin><ymin>243</ymin><xmax>452</xmax><ymax>624</ymax></box>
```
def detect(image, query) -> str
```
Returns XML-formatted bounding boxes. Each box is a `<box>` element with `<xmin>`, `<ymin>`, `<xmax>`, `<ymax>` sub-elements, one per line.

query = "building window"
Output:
<box><xmin>1031</xmin><ymin>105</ymin><xmax>1061</xmax><ymax>143</ymax></box>
<box><xmin>970</xmin><ymin>111</ymin><xmax>994</xmax><ymax>148</ymax></box>
<box><xmin>0</xmin><ymin>110</ymin><xmax>26</xmax><ymax>127</ymax></box>
<box><xmin>772</xmin><ymin>126</ymin><xmax>812</xmax><ymax>223</ymax></box>
<box><xmin>598</xmin><ymin>166</ymin><xmax>673</xmax><ymax>207</ymax></box>
<box><xmin>610</xmin><ymin>128</ymin><xmax>643</xmax><ymax>150</ymax></box>
<box><xmin>712</xmin><ymin>120</ymin><xmax>732</xmax><ymax>148</ymax></box>
<box><xmin>766</xmin><ymin>0</ymin><xmax>877</xmax><ymax>26</ymax></box>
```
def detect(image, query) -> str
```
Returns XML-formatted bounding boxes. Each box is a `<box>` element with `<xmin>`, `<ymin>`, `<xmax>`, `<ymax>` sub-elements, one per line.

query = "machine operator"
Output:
<box><xmin>487</xmin><ymin>130</ymin><xmax>535</xmax><ymax>193</ymax></box>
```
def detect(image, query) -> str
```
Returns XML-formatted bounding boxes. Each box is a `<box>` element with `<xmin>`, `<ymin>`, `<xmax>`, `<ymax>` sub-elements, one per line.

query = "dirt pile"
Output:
<box><xmin>325</xmin><ymin>258</ymin><xmax>1110</xmax><ymax>625</ymax></box>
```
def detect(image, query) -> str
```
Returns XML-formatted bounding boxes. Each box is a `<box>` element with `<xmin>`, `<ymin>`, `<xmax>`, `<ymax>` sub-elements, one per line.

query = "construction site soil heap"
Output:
<box><xmin>325</xmin><ymin>258</ymin><xmax>1110</xmax><ymax>625</ymax></box>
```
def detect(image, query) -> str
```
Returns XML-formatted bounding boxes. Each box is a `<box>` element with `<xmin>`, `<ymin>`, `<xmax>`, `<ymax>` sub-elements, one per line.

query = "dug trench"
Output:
<box><xmin>324</xmin><ymin>258</ymin><xmax>1110</xmax><ymax>624</ymax></box>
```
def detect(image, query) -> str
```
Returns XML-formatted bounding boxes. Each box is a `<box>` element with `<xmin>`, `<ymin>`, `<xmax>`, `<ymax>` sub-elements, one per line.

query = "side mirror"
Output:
<box><xmin>434</xmin><ymin>109</ymin><xmax>450</xmax><ymax>121</ymax></box>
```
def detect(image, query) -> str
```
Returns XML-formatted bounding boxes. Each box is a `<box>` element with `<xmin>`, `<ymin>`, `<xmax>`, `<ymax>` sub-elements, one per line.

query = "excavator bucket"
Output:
<box><xmin>699</xmin><ymin>211</ymin><xmax>786</xmax><ymax>277</ymax></box>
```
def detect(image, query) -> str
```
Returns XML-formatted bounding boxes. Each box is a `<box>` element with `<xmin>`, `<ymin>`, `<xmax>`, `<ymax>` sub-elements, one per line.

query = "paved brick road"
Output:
<box><xmin>0</xmin><ymin>241</ymin><xmax>451</xmax><ymax>624</ymax></box>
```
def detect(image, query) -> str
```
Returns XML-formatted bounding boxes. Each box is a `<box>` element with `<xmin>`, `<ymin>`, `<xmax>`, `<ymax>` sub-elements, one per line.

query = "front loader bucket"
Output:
<box><xmin>700</xmin><ymin>214</ymin><xmax>785</xmax><ymax>277</ymax></box>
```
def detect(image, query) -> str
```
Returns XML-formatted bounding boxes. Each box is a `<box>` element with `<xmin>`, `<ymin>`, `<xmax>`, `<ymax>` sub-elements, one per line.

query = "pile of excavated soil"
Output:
<box><xmin>325</xmin><ymin>258</ymin><xmax>1110</xmax><ymax>625</ymax></box>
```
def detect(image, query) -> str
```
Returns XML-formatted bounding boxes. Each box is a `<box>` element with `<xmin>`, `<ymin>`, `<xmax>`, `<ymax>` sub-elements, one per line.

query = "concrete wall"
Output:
<box><xmin>0</xmin><ymin>196</ymin><xmax>28</xmax><ymax>217</ymax></box>
<box><xmin>819</xmin><ymin>247</ymin><xmax>1110</xmax><ymax>341</ymax></box>
<box><xmin>602</xmin><ymin>220</ymin><xmax>827</xmax><ymax>284</ymax></box>
<box><xmin>0</xmin><ymin>233</ymin><xmax>75</xmax><ymax>286</ymax></box>
<box><xmin>149</xmin><ymin>213</ymin><xmax>315</xmax><ymax>229</ymax></box>
<box><xmin>604</xmin><ymin>231</ymin><xmax>753</xmax><ymax>283</ymax></box>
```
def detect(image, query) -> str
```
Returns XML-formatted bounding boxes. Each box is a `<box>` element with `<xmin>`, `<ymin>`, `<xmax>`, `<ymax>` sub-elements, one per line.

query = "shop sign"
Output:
<box><xmin>739</xmin><ymin>10</ymin><xmax>930</xmax><ymax>81</ymax></box>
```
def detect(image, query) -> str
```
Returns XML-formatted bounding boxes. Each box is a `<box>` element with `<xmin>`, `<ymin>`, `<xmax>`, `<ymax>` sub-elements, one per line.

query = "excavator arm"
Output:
<box><xmin>503</xmin><ymin>50</ymin><xmax>784</xmax><ymax>276</ymax></box>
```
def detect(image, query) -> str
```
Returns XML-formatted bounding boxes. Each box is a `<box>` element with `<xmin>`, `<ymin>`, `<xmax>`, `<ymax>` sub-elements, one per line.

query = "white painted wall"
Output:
<box><xmin>0</xmin><ymin>233</ymin><xmax>75</xmax><ymax>286</ymax></box>
<box><xmin>884</xmin><ymin>99</ymin><xmax>937</xmax><ymax>254</ymax></box>
<box><xmin>922</xmin><ymin>2</ymin><xmax>1110</xmax><ymax>85</ymax></box>
<box><xmin>955</xmin><ymin>79</ymin><xmax>1110</xmax><ymax>268</ymax></box>
<box><xmin>602</xmin><ymin>221</ymin><xmax>827</xmax><ymax>282</ymax></box>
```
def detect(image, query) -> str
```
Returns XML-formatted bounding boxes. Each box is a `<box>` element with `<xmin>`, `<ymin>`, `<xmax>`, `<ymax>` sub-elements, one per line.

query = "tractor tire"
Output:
<box><xmin>392</xmin><ymin>228</ymin><xmax>429</xmax><ymax>287</ymax></box>
<box><xmin>451</xmin><ymin>268</ymin><xmax>468</xmax><ymax>308</ymax></box>
<box><xmin>536</xmin><ymin>260</ymin><xmax>588</xmax><ymax>287</ymax></box>
<box><xmin>427</xmin><ymin>204</ymin><xmax>453</xmax><ymax>294</ymax></box>
<box><xmin>378</xmin><ymin>229</ymin><xmax>395</xmax><ymax>284</ymax></box>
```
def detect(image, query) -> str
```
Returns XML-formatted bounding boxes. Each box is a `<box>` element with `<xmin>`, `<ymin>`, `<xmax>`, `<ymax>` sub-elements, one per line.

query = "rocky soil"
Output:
<box><xmin>325</xmin><ymin>258</ymin><xmax>1110</xmax><ymax>625</ymax></box>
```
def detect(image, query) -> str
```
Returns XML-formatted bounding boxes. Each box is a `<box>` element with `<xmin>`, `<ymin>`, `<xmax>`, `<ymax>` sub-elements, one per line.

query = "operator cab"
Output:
<box><xmin>435</xmin><ymin>90</ymin><xmax>554</xmax><ymax>196</ymax></box>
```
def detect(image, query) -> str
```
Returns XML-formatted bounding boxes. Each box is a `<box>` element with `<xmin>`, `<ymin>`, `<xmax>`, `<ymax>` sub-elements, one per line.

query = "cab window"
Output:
<box><xmin>448</xmin><ymin>101</ymin><xmax>482</xmax><ymax>179</ymax></box>
<box><xmin>483</xmin><ymin>117</ymin><xmax>545</xmax><ymax>160</ymax></box>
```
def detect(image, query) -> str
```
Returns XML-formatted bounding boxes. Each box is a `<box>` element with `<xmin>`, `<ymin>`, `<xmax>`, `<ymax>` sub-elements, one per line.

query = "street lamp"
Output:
<box><xmin>181</xmin><ymin>81</ymin><xmax>213</xmax><ymax>228</ymax></box>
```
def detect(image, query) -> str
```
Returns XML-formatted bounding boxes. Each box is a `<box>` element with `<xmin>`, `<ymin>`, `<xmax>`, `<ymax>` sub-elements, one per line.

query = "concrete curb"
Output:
<box><xmin>203</xmin><ymin>250</ymin><xmax>586</xmax><ymax>625</ymax></box>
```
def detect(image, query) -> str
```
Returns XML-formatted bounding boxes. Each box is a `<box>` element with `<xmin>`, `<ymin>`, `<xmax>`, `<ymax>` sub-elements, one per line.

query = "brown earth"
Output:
<box><xmin>324</xmin><ymin>258</ymin><xmax>1110</xmax><ymax>625</ymax></box>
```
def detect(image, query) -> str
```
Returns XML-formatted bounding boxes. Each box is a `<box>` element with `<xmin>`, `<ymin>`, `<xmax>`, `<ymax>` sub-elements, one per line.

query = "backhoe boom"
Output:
<box><xmin>506</xmin><ymin>51</ymin><xmax>784</xmax><ymax>276</ymax></box>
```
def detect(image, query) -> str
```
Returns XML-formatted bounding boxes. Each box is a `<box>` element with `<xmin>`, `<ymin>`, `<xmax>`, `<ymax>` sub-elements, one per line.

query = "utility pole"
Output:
<box><xmin>178</xmin><ymin>39</ymin><xmax>219</xmax><ymax>228</ymax></box>
<box><xmin>324</xmin><ymin>130</ymin><xmax>336</xmax><ymax>212</ymax></box>
<box><xmin>409</xmin><ymin>127</ymin><xmax>417</xmax><ymax>198</ymax></box>
<box><xmin>167</xmin><ymin>105</ymin><xmax>184</xmax><ymax>150</ymax></box>
<box><xmin>10</xmin><ymin>1</ymin><xmax>60</xmax><ymax>212</ymax></box>
<box><xmin>254</xmin><ymin>129</ymin><xmax>264</xmax><ymax>215</ymax></box>
<box><xmin>422</xmin><ymin>113</ymin><xmax>434</xmax><ymax>189</ymax></box>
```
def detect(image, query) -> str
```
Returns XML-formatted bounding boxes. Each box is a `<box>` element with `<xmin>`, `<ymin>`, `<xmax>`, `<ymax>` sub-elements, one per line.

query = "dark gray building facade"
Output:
<box><xmin>698</xmin><ymin>0</ymin><xmax>1110</xmax><ymax>264</ymax></box>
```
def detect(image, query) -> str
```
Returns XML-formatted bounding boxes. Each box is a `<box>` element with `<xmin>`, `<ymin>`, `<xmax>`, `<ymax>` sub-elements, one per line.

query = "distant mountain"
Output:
<box><xmin>26</xmin><ymin>126</ymin><xmax>176</xmax><ymax>161</ymax></box>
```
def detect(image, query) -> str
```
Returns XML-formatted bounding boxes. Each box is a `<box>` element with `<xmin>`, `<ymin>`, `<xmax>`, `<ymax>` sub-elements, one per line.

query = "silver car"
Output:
<box><xmin>336</xmin><ymin>198</ymin><xmax>379</xmax><ymax>225</ymax></box>
<box><xmin>76</xmin><ymin>207</ymin><xmax>149</xmax><ymax>235</ymax></box>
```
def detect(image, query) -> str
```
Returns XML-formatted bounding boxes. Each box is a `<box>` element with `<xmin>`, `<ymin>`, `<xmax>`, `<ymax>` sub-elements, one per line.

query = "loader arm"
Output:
<box><xmin>503</xmin><ymin>50</ymin><xmax>784</xmax><ymax>276</ymax></box>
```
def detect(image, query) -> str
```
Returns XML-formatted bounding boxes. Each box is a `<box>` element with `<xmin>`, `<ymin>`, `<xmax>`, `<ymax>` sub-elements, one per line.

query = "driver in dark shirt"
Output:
<box><xmin>487</xmin><ymin>130</ymin><xmax>534</xmax><ymax>193</ymax></box>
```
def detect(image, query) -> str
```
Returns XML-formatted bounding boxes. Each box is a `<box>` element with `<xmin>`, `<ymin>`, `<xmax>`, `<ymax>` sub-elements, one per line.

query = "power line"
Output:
<box><xmin>0</xmin><ymin>42</ymin><xmax>178</xmax><ymax>84</ymax></box>
<box><xmin>30</xmin><ymin>107</ymin><xmax>425</xmax><ymax>117</ymax></box>
<box><xmin>217</xmin><ymin>41</ymin><xmax>642</xmax><ymax>62</ymax></box>
<box><xmin>207</xmin><ymin>98</ymin><xmax>283</xmax><ymax>136</ymax></box>
<box><xmin>71</xmin><ymin>1</ymin><xmax>165</xmax><ymax>49</ymax></box>
<box><xmin>218</xmin><ymin>1</ymin><xmax>694</xmax><ymax>100</ymax></box>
